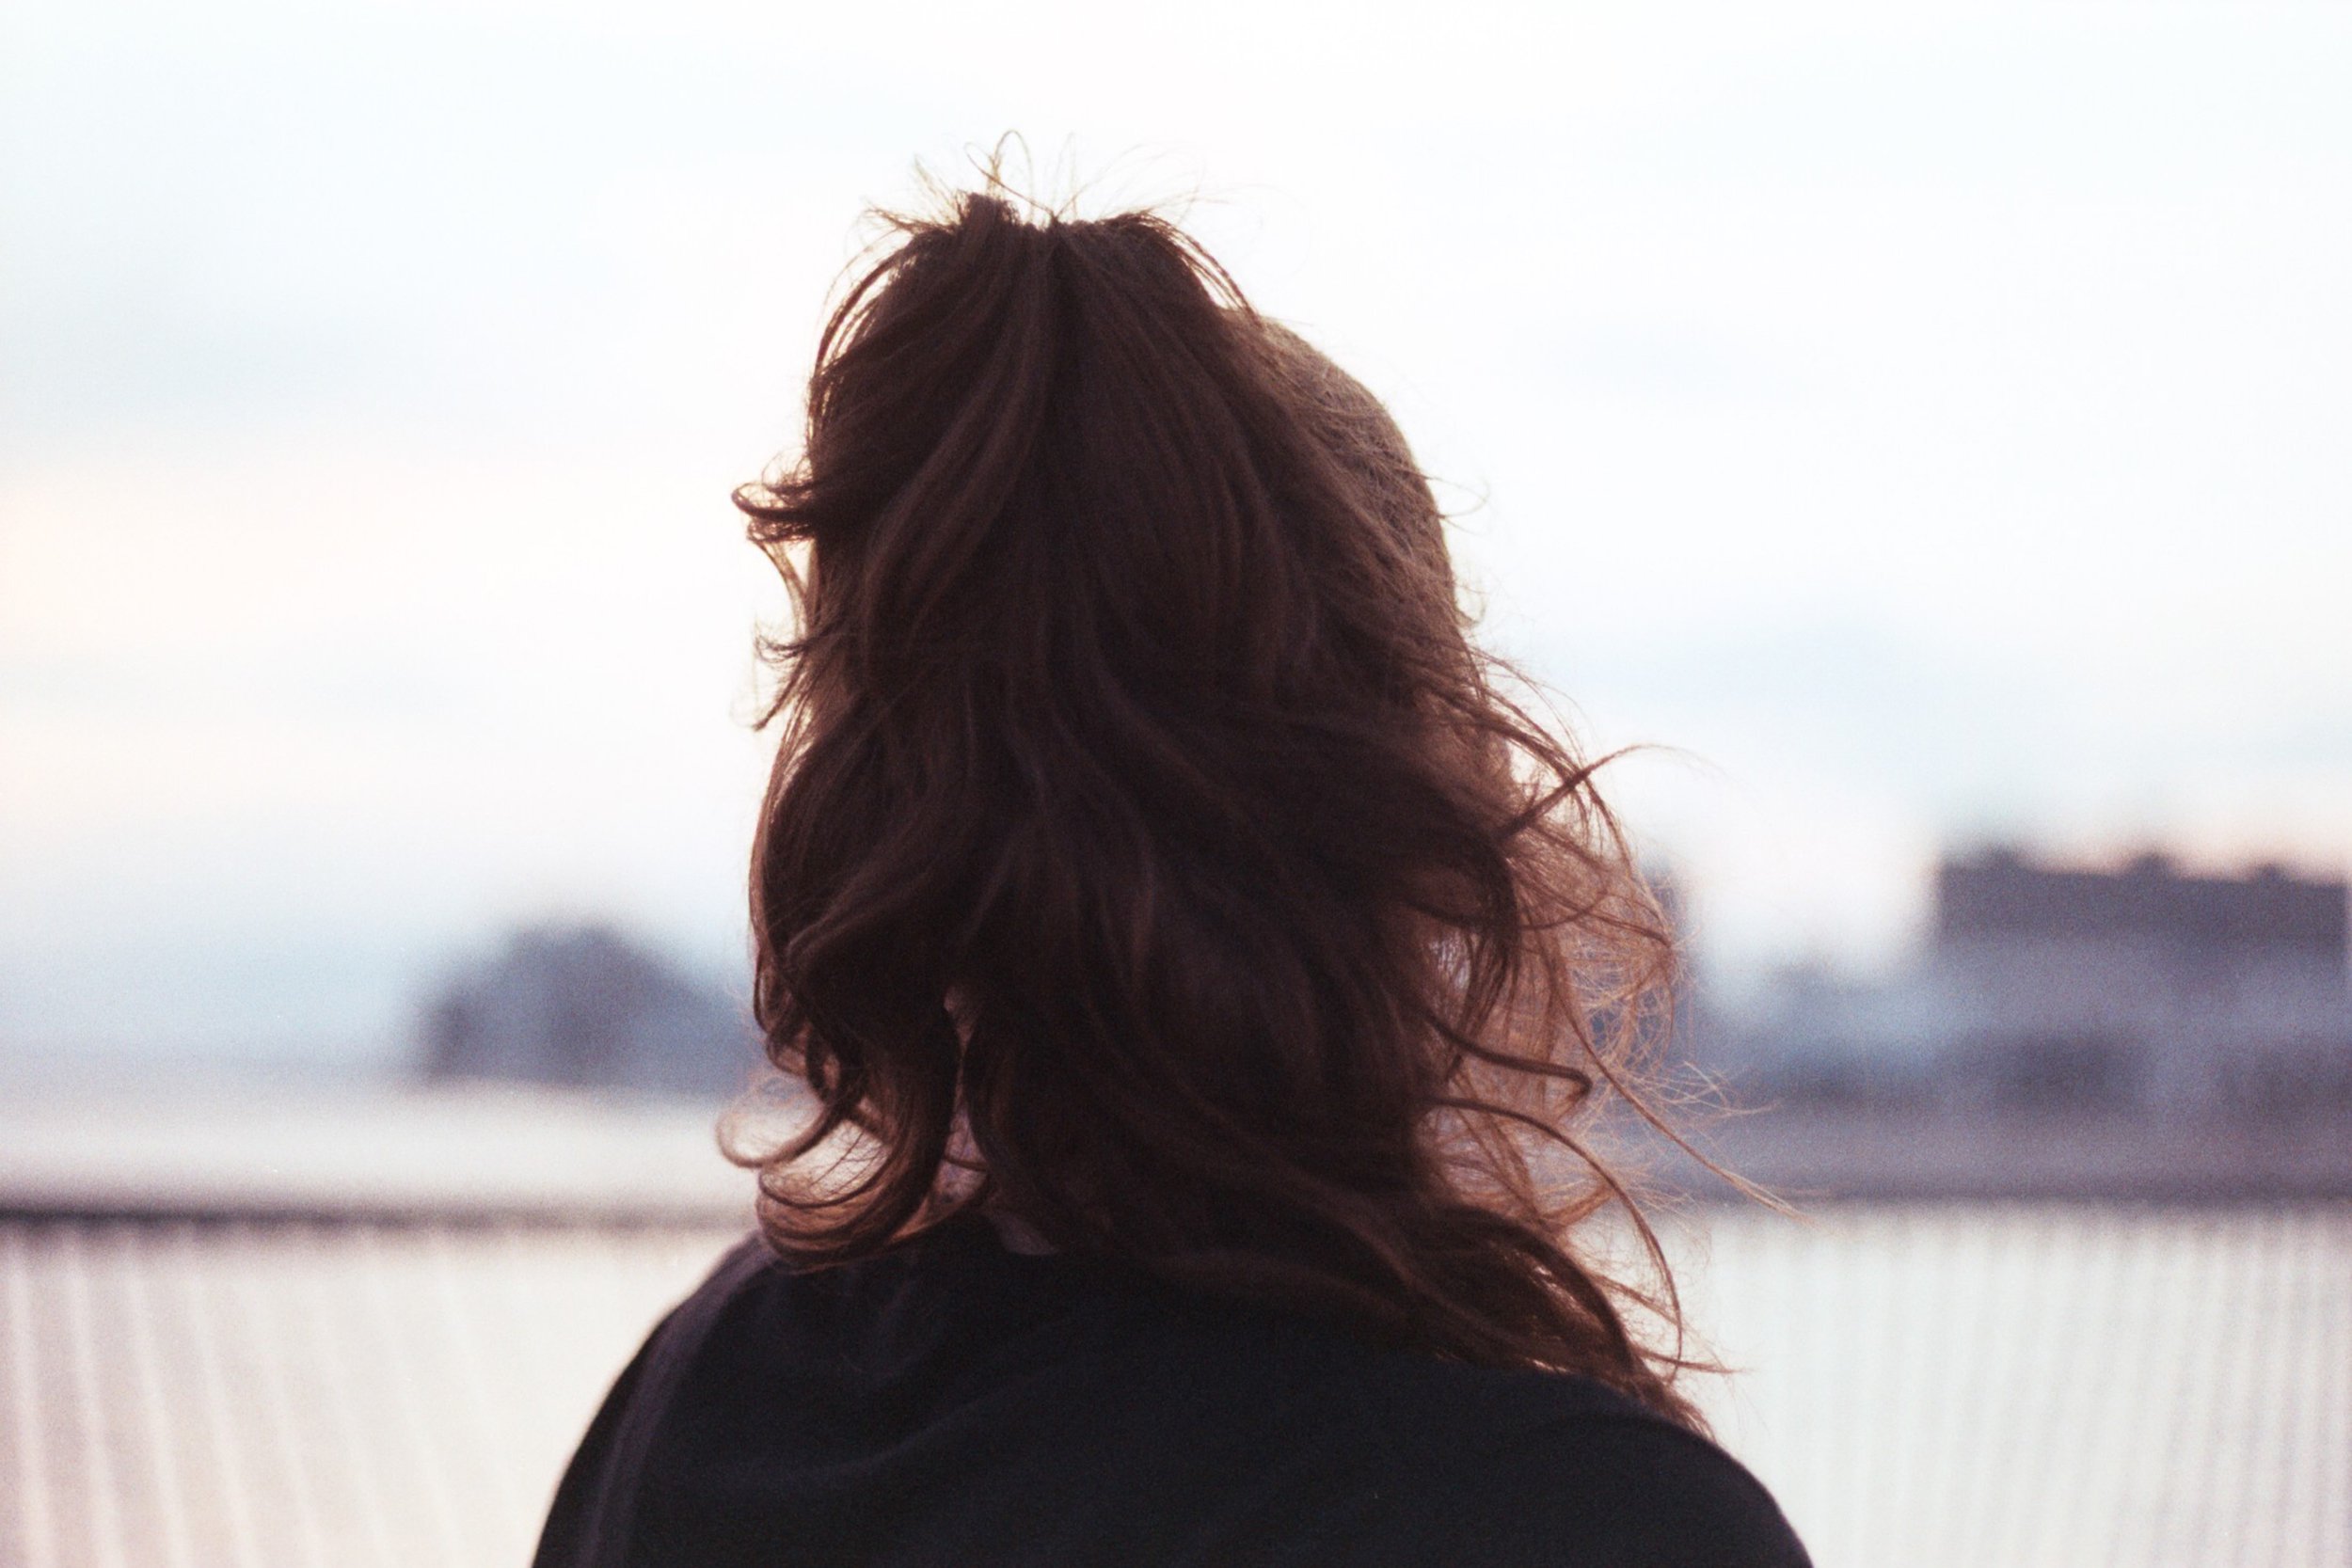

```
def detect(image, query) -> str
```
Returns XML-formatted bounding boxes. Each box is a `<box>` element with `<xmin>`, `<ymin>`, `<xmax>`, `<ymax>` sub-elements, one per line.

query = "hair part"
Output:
<box><xmin>731</xmin><ymin>184</ymin><xmax>1710</xmax><ymax>1427</ymax></box>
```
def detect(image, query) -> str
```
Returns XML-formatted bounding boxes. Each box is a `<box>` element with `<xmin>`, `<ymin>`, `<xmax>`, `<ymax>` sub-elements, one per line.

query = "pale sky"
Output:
<box><xmin>4</xmin><ymin>0</ymin><xmax>2348</xmax><ymax>1066</ymax></box>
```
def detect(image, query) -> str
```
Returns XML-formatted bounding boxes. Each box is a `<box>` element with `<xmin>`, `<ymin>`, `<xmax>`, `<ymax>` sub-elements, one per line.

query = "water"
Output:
<box><xmin>0</xmin><ymin>1207</ymin><xmax>2344</xmax><ymax>1567</ymax></box>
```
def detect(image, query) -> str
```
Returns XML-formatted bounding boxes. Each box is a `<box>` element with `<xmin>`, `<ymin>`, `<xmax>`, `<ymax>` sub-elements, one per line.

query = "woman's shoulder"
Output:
<box><xmin>1322</xmin><ymin>1355</ymin><xmax>1811</xmax><ymax>1568</ymax></box>
<box><xmin>548</xmin><ymin>1229</ymin><xmax>1808</xmax><ymax>1568</ymax></box>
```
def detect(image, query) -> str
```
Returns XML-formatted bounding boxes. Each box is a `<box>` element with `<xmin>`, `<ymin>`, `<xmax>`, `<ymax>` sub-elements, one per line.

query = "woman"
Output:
<box><xmin>535</xmin><ymin>186</ymin><xmax>1809</xmax><ymax>1567</ymax></box>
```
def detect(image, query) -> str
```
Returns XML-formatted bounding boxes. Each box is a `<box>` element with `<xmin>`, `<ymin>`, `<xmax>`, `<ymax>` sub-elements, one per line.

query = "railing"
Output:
<box><xmin>2</xmin><ymin>1205</ymin><xmax>2345</xmax><ymax>1568</ymax></box>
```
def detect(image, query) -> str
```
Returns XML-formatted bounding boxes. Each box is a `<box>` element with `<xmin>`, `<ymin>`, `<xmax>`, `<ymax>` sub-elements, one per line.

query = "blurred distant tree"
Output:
<box><xmin>421</xmin><ymin>925</ymin><xmax>758</xmax><ymax>1098</ymax></box>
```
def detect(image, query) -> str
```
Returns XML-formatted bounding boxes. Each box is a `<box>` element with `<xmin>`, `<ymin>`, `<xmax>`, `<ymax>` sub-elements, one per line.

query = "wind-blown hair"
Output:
<box><xmin>734</xmin><ymin>188</ymin><xmax>1700</xmax><ymax>1424</ymax></box>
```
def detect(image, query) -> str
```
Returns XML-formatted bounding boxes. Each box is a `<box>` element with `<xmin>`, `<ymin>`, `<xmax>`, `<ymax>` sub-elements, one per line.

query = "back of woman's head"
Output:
<box><xmin>736</xmin><ymin>186</ymin><xmax>1696</xmax><ymax>1423</ymax></box>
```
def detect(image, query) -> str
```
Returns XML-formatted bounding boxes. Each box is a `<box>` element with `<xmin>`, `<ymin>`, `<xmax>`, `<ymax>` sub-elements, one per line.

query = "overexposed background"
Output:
<box><xmin>5</xmin><ymin>0</ymin><xmax>2348</xmax><ymax>1070</ymax></box>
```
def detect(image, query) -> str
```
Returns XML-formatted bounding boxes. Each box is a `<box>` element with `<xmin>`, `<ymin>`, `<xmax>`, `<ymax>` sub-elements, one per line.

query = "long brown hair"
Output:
<box><xmin>734</xmin><ymin>184</ymin><xmax>1703</xmax><ymax>1424</ymax></box>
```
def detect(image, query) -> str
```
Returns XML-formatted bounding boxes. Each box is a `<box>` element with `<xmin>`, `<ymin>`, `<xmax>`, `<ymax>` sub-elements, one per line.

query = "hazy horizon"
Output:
<box><xmin>6</xmin><ymin>0</ymin><xmax>2349</xmax><ymax>1068</ymax></box>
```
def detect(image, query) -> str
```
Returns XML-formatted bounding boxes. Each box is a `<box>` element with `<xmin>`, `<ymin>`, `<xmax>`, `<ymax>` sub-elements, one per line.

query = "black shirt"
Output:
<box><xmin>534</xmin><ymin>1215</ymin><xmax>1810</xmax><ymax>1568</ymax></box>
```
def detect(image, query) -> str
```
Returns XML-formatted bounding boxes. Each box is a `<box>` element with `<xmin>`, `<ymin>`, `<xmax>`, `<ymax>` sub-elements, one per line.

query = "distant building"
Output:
<box><xmin>1926</xmin><ymin>849</ymin><xmax>2349</xmax><ymax>1114</ymax></box>
<box><xmin>421</xmin><ymin>925</ymin><xmax>760</xmax><ymax>1098</ymax></box>
<box><xmin>1715</xmin><ymin>848</ymin><xmax>2352</xmax><ymax>1117</ymax></box>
